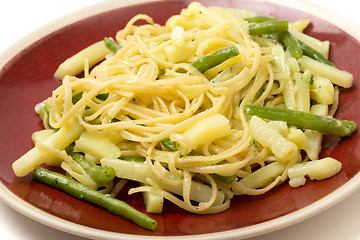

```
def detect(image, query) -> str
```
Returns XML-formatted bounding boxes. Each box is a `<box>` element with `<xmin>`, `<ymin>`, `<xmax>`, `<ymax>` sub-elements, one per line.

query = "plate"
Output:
<box><xmin>0</xmin><ymin>0</ymin><xmax>360</xmax><ymax>239</ymax></box>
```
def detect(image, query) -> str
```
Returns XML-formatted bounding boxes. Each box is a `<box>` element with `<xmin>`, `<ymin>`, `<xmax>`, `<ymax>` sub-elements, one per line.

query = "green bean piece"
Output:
<box><xmin>212</xmin><ymin>173</ymin><xmax>237</xmax><ymax>185</ymax></box>
<box><xmin>299</xmin><ymin>41</ymin><xmax>335</xmax><ymax>67</ymax></box>
<box><xmin>160</xmin><ymin>137</ymin><xmax>178</xmax><ymax>151</ymax></box>
<box><xmin>38</xmin><ymin>103</ymin><xmax>59</xmax><ymax>131</ymax></box>
<box><xmin>192</xmin><ymin>46</ymin><xmax>240</xmax><ymax>73</ymax></box>
<box><xmin>66</xmin><ymin>145</ymin><xmax>115</xmax><ymax>183</ymax></box>
<box><xmin>72</xmin><ymin>92</ymin><xmax>83</xmax><ymax>104</ymax></box>
<box><xmin>279</xmin><ymin>31</ymin><xmax>303</xmax><ymax>59</ymax></box>
<box><xmin>253</xmin><ymin>82</ymin><xmax>267</xmax><ymax>103</ymax></box>
<box><xmin>266</xmin><ymin>33</ymin><xmax>282</xmax><ymax>43</ymax></box>
<box><xmin>244</xmin><ymin>105</ymin><xmax>356</xmax><ymax>137</ymax></box>
<box><xmin>120</xmin><ymin>156</ymin><xmax>146</xmax><ymax>162</ymax></box>
<box><xmin>104</xmin><ymin>37</ymin><xmax>122</xmax><ymax>53</ymax></box>
<box><xmin>96</xmin><ymin>93</ymin><xmax>109</xmax><ymax>101</ymax></box>
<box><xmin>38</xmin><ymin>104</ymin><xmax>50</xmax><ymax>122</ymax></box>
<box><xmin>245</xmin><ymin>15</ymin><xmax>276</xmax><ymax>23</ymax></box>
<box><xmin>248</xmin><ymin>20</ymin><xmax>288</xmax><ymax>35</ymax></box>
<box><xmin>187</xmin><ymin>150</ymin><xmax>200</xmax><ymax>156</ymax></box>
<box><xmin>187</xmin><ymin>151</ymin><xmax>237</xmax><ymax>183</ymax></box>
<box><xmin>32</xmin><ymin>166</ymin><xmax>157</xmax><ymax>231</ymax></box>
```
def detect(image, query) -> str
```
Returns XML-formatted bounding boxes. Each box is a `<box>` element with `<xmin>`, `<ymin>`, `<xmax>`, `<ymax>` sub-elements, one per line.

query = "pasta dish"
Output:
<box><xmin>12</xmin><ymin>2</ymin><xmax>356</xmax><ymax>230</ymax></box>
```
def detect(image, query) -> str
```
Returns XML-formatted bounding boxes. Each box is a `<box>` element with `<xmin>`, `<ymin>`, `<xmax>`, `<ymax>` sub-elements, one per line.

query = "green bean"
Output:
<box><xmin>72</xmin><ymin>92</ymin><xmax>83</xmax><ymax>104</ymax></box>
<box><xmin>159</xmin><ymin>139</ymin><xmax>201</xmax><ymax>157</ymax></box>
<box><xmin>38</xmin><ymin>103</ymin><xmax>59</xmax><ymax>131</ymax></box>
<box><xmin>160</xmin><ymin>137</ymin><xmax>177</xmax><ymax>151</ymax></box>
<box><xmin>248</xmin><ymin>20</ymin><xmax>288</xmax><ymax>35</ymax></box>
<box><xmin>245</xmin><ymin>15</ymin><xmax>276</xmax><ymax>23</ymax></box>
<box><xmin>192</xmin><ymin>46</ymin><xmax>240</xmax><ymax>73</ymax></box>
<box><xmin>244</xmin><ymin>105</ymin><xmax>356</xmax><ymax>137</ymax></box>
<box><xmin>120</xmin><ymin>156</ymin><xmax>146</xmax><ymax>162</ymax></box>
<box><xmin>66</xmin><ymin>145</ymin><xmax>115</xmax><ymax>183</ymax></box>
<box><xmin>185</xmin><ymin>150</ymin><xmax>237</xmax><ymax>183</ymax></box>
<box><xmin>104</xmin><ymin>37</ymin><xmax>122</xmax><ymax>53</ymax></box>
<box><xmin>266</xmin><ymin>33</ymin><xmax>282</xmax><ymax>43</ymax></box>
<box><xmin>212</xmin><ymin>173</ymin><xmax>237</xmax><ymax>185</ymax></box>
<box><xmin>96</xmin><ymin>93</ymin><xmax>109</xmax><ymax>101</ymax></box>
<box><xmin>253</xmin><ymin>82</ymin><xmax>267</xmax><ymax>103</ymax></box>
<box><xmin>38</xmin><ymin>103</ymin><xmax>50</xmax><ymax>122</ymax></box>
<box><xmin>32</xmin><ymin>166</ymin><xmax>157</xmax><ymax>231</ymax></box>
<box><xmin>187</xmin><ymin>150</ymin><xmax>200</xmax><ymax>156</ymax></box>
<box><xmin>299</xmin><ymin>41</ymin><xmax>335</xmax><ymax>67</ymax></box>
<box><xmin>279</xmin><ymin>31</ymin><xmax>303</xmax><ymax>59</ymax></box>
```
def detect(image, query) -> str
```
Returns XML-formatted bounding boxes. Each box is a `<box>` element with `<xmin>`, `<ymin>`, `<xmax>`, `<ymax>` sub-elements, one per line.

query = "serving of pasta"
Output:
<box><xmin>11</xmin><ymin>2</ymin><xmax>356</xmax><ymax>229</ymax></box>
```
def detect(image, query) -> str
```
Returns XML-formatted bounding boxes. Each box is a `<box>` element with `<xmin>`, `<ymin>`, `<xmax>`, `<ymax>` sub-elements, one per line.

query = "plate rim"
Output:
<box><xmin>1</xmin><ymin>0</ymin><xmax>360</xmax><ymax>239</ymax></box>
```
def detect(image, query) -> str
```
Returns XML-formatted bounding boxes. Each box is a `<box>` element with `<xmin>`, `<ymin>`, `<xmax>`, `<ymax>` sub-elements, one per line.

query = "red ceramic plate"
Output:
<box><xmin>1</xmin><ymin>0</ymin><xmax>360</xmax><ymax>239</ymax></box>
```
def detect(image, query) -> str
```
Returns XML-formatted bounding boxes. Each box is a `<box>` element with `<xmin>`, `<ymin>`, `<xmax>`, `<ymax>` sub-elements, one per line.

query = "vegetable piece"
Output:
<box><xmin>31</xmin><ymin>129</ymin><xmax>62</xmax><ymax>167</ymax></box>
<box><xmin>212</xmin><ymin>173</ymin><xmax>237</xmax><ymax>185</ymax></box>
<box><xmin>245</xmin><ymin>15</ymin><xmax>276</xmax><ymax>23</ymax></box>
<box><xmin>286</xmin><ymin>127</ymin><xmax>308</xmax><ymax>150</ymax></box>
<box><xmin>249</xmin><ymin>116</ymin><xmax>298</xmax><ymax>161</ymax></box>
<box><xmin>303</xmin><ymin>104</ymin><xmax>328</xmax><ymax>160</ymax></box>
<box><xmin>160</xmin><ymin>137</ymin><xmax>178</xmax><ymax>151</ymax></box>
<box><xmin>192</xmin><ymin>46</ymin><xmax>240</xmax><ymax>73</ymax></box>
<box><xmin>266</xmin><ymin>33</ymin><xmax>282</xmax><ymax>43</ymax></box>
<box><xmin>279</xmin><ymin>31</ymin><xmax>303</xmax><ymax>59</ymax></box>
<box><xmin>270</xmin><ymin>44</ymin><xmax>290</xmax><ymax>74</ymax></box>
<box><xmin>72</xmin><ymin>92</ymin><xmax>83</xmax><ymax>104</ymax></box>
<box><xmin>96</xmin><ymin>93</ymin><xmax>110</xmax><ymax>101</ymax></box>
<box><xmin>244</xmin><ymin>105</ymin><xmax>356</xmax><ymax>137</ymax></box>
<box><xmin>248</xmin><ymin>20</ymin><xmax>288</xmax><ymax>35</ymax></box>
<box><xmin>285</xmin><ymin>50</ymin><xmax>301</xmax><ymax>73</ymax></box>
<box><xmin>54</xmin><ymin>40</ymin><xmax>111</xmax><ymax>80</ymax></box>
<box><xmin>238</xmin><ymin>162</ymin><xmax>286</xmax><ymax>189</ymax></box>
<box><xmin>142</xmin><ymin>189</ymin><xmax>164</xmax><ymax>214</ymax></box>
<box><xmin>32</xmin><ymin>129</ymin><xmax>55</xmax><ymax>144</ymax></box>
<box><xmin>120</xmin><ymin>156</ymin><xmax>146</xmax><ymax>162</ymax></box>
<box><xmin>268</xmin><ymin>120</ymin><xmax>288</xmax><ymax>136</ymax></box>
<box><xmin>12</xmin><ymin>118</ymin><xmax>85</xmax><ymax>177</ymax></box>
<box><xmin>288</xmin><ymin>28</ymin><xmax>329</xmax><ymax>58</ymax></box>
<box><xmin>75</xmin><ymin>131</ymin><xmax>121</xmax><ymax>159</ymax></box>
<box><xmin>182</xmin><ymin>114</ymin><xmax>231</xmax><ymax>148</ymax></box>
<box><xmin>294</xmin><ymin>72</ymin><xmax>310</xmax><ymax>113</ymax></box>
<box><xmin>310</xmin><ymin>76</ymin><xmax>334</xmax><ymax>105</ymax></box>
<box><xmin>164</xmin><ymin>26</ymin><xmax>198</xmax><ymax>63</ymax></box>
<box><xmin>283</xmin><ymin>76</ymin><xmax>297</xmax><ymax>110</ymax></box>
<box><xmin>299</xmin><ymin>41</ymin><xmax>334</xmax><ymax>66</ymax></box>
<box><xmin>32</xmin><ymin>166</ymin><xmax>157</xmax><ymax>231</ymax></box>
<box><xmin>290</xmin><ymin>18</ymin><xmax>310</xmax><ymax>32</ymax></box>
<box><xmin>101</xmin><ymin>158</ymin><xmax>225</xmax><ymax>206</ymax></box>
<box><xmin>66</xmin><ymin>145</ymin><xmax>115</xmax><ymax>183</ymax></box>
<box><xmin>36</xmin><ymin>102</ymin><xmax>59</xmax><ymax>130</ymax></box>
<box><xmin>303</xmin><ymin>129</ymin><xmax>322</xmax><ymax>160</ymax></box>
<box><xmin>298</xmin><ymin>56</ymin><xmax>353</xmax><ymax>88</ymax></box>
<box><xmin>288</xmin><ymin>157</ymin><xmax>342</xmax><ymax>187</ymax></box>
<box><xmin>310</xmin><ymin>103</ymin><xmax>329</xmax><ymax>116</ymax></box>
<box><xmin>104</xmin><ymin>37</ymin><xmax>122</xmax><ymax>53</ymax></box>
<box><xmin>38</xmin><ymin>103</ymin><xmax>51</xmax><ymax>123</ymax></box>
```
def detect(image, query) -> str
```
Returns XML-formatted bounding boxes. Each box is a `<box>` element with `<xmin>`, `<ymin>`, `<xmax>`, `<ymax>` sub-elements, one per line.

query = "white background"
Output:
<box><xmin>0</xmin><ymin>0</ymin><xmax>359</xmax><ymax>239</ymax></box>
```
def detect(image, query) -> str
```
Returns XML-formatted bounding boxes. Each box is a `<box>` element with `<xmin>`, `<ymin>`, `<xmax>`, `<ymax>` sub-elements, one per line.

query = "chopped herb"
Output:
<box><xmin>309</xmin><ymin>75</ymin><xmax>315</xmax><ymax>85</ymax></box>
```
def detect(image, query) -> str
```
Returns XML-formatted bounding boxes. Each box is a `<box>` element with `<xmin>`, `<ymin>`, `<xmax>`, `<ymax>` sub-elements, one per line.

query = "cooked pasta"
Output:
<box><xmin>13</xmin><ymin>2</ymin><xmax>356</xmax><ymax>215</ymax></box>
